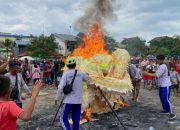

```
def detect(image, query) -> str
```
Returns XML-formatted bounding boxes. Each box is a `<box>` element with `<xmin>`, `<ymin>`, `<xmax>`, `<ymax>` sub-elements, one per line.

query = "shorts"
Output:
<box><xmin>33</xmin><ymin>78</ymin><xmax>40</xmax><ymax>85</ymax></box>
<box><xmin>135</xmin><ymin>80</ymin><xmax>141</xmax><ymax>90</ymax></box>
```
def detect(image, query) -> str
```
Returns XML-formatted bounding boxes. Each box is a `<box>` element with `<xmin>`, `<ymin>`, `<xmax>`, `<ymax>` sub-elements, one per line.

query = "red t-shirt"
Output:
<box><xmin>43</xmin><ymin>66</ymin><xmax>49</xmax><ymax>77</ymax></box>
<box><xmin>175</xmin><ymin>63</ymin><xmax>180</xmax><ymax>74</ymax></box>
<box><xmin>0</xmin><ymin>101</ymin><xmax>24</xmax><ymax>130</ymax></box>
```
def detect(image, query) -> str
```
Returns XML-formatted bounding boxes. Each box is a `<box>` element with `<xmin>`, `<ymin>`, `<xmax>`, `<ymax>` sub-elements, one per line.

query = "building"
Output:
<box><xmin>14</xmin><ymin>41</ymin><xmax>31</xmax><ymax>56</ymax></box>
<box><xmin>0</xmin><ymin>32</ymin><xmax>32</xmax><ymax>58</ymax></box>
<box><xmin>51</xmin><ymin>33</ymin><xmax>79</xmax><ymax>56</ymax></box>
<box><xmin>0</xmin><ymin>32</ymin><xmax>32</xmax><ymax>42</ymax></box>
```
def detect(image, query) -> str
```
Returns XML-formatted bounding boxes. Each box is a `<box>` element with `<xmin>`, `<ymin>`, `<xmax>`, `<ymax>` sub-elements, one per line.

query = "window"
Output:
<box><xmin>67</xmin><ymin>41</ymin><xmax>75</xmax><ymax>52</ymax></box>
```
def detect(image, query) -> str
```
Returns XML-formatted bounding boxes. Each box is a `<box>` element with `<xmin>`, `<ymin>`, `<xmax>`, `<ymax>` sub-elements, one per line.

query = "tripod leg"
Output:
<box><xmin>98</xmin><ymin>87</ymin><xmax>127</xmax><ymax>130</ymax></box>
<box><xmin>51</xmin><ymin>95</ymin><xmax>65</xmax><ymax>126</ymax></box>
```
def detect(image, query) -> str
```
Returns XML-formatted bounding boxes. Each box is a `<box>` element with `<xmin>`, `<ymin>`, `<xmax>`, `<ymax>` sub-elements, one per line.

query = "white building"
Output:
<box><xmin>52</xmin><ymin>33</ymin><xmax>78</xmax><ymax>56</ymax></box>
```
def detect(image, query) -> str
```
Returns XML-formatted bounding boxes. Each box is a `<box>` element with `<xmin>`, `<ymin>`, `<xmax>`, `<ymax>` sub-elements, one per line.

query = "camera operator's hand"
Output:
<box><xmin>32</xmin><ymin>80</ymin><xmax>42</xmax><ymax>98</ymax></box>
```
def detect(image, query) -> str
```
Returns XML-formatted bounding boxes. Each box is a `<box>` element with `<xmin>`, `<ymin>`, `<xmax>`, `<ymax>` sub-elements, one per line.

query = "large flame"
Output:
<box><xmin>72</xmin><ymin>22</ymin><xmax>108</xmax><ymax>59</ymax></box>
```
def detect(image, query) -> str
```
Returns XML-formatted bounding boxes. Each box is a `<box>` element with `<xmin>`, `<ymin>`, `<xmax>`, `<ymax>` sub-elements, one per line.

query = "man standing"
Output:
<box><xmin>143</xmin><ymin>55</ymin><xmax>176</xmax><ymax>120</ymax></box>
<box><xmin>55</xmin><ymin>57</ymin><xmax>89</xmax><ymax>130</ymax></box>
<box><xmin>4</xmin><ymin>60</ymin><xmax>31</xmax><ymax>108</ymax></box>
<box><xmin>129</xmin><ymin>59</ymin><xmax>140</xmax><ymax>101</ymax></box>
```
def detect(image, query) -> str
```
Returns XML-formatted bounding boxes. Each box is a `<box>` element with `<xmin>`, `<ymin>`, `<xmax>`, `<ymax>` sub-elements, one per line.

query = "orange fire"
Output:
<box><xmin>72</xmin><ymin>22</ymin><xmax>108</xmax><ymax>59</ymax></box>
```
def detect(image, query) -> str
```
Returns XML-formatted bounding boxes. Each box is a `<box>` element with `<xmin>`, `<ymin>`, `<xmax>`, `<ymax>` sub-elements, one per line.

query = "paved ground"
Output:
<box><xmin>17</xmin><ymin>85</ymin><xmax>180</xmax><ymax>130</ymax></box>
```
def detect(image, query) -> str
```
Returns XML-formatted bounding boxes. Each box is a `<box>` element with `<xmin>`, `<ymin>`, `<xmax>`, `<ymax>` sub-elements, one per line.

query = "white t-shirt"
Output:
<box><xmin>56</xmin><ymin>69</ymin><xmax>88</xmax><ymax>104</ymax></box>
<box><xmin>156</xmin><ymin>64</ymin><xmax>171</xmax><ymax>87</ymax></box>
<box><xmin>4</xmin><ymin>72</ymin><xmax>31</xmax><ymax>101</ymax></box>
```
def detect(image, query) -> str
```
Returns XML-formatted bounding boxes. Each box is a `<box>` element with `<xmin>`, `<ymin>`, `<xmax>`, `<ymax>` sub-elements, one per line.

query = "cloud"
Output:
<box><xmin>0</xmin><ymin>0</ymin><xmax>180</xmax><ymax>42</ymax></box>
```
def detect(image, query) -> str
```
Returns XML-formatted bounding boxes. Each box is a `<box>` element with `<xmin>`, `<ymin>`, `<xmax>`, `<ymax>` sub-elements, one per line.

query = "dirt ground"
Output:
<box><xmin>17</xmin><ymin>85</ymin><xmax>180</xmax><ymax>130</ymax></box>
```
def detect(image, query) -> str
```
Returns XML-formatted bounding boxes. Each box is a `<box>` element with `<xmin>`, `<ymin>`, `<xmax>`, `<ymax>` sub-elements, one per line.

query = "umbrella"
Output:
<box><xmin>19</xmin><ymin>56</ymin><xmax>34</xmax><ymax>61</ymax></box>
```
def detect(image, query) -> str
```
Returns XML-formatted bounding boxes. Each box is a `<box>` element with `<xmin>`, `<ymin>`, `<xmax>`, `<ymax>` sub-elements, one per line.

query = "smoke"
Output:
<box><xmin>74</xmin><ymin>0</ymin><xmax>122</xmax><ymax>33</ymax></box>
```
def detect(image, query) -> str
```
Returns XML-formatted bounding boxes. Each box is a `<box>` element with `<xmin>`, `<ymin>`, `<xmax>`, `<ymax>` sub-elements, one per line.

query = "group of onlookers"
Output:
<box><xmin>129</xmin><ymin>56</ymin><xmax>180</xmax><ymax>97</ymax></box>
<box><xmin>17</xmin><ymin>58</ymin><xmax>65</xmax><ymax>87</ymax></box>
<box><xmin>0</xmin><ymin>54</ymin><xmax>42</xmax><ymax>130</ymax></box>
<box><xmin>129</xmin><ymin>55</ymin><xmax>179</xmax><ymax>120</ymax></box>
<box><xmin>0</xmin><ymin>54</ymin><xmax>67</xmax><ymax>130</ymax></box>
<box><xmin>0</xmin><ymin>55</ymin><xmax>89</xmax><ymax>130</ymax></box>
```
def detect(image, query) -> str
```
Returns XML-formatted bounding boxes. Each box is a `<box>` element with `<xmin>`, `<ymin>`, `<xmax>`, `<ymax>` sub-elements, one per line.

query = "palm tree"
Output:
<box><xmin>0</xmin><ymin>40</ymin><xmax>4</xmax><ymax>46</ymax></box>
<box><xmin>3</xmin><ymin>39</ymin><xmax>14</xmax><ymax>57</ymax></box>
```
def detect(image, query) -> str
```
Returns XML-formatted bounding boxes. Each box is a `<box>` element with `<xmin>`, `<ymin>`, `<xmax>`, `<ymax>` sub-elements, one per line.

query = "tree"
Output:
<box><xmin>121</xmin><ymin>37</ymin><xmax>146</xmax><ymax>56</ymax></box>
<box><xmin>3</xmin><ymin>39</ymin><xmax>14</xmax><ymax>56</ymax></box>
<box><xmin>148</xmin><ymin>36</ymin><xmax>179</xmax><ymax>56</ymax></box>
<box><xmin>104</xmin><ymin>35</ymin><xmax>119</xmax><ymax>53</ymax></box>
<box><xmin>0</xmin><ymin>40</ymin><xmax>4</xmax><ymax>48</ymax></box>
<box><xmin>171</xmin><ymin>38</ymin><xmax>180</xmax><ymax>56</ymax></box>
<box><xmin>27</xmin><ymin>35</ymin><xmax>58</xmax><ymax>59</ymax></box>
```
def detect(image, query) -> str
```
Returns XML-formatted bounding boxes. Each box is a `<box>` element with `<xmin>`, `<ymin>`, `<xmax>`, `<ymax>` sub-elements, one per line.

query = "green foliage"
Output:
<box><xmin>104</xmin><ymin>35</ymin><xmax>119</xmax><ymax>53</ymax></box>
<box><xmin>121</xmin><ymin>37</ymin><xmax>146</xmax><ymax>56</ymax></box>
<box><xmin>149</xmin><ymin>36</ymin><xmax>180</xmax><ymax>56</ymax></box>
<box><xmin>27</xmin><ymin>35</ymin><xmax>57</xmax><ymax>59</ymax></box>
<box><xmin>3</xmin><ymin>39</ymin><xmax>14</xmax><ymax>55</ymax></box>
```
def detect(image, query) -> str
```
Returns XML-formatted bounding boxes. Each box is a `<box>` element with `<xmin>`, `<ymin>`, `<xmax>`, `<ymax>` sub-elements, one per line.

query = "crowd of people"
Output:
<box><xmin>0</xmin><ymin>53</ymin><xmax>180</xmax><ymax>130</ymax></box>
<box><xmin>0</xmin><ymin>56</ymin><xmax>65</xmax><ymax>87</ymax></box>
<box><xmin>0</xmin><ymin>54</ymin><xmax>89</xmax><ymax>130</ymax></box>
<box><xmin>129</xmin><ymin>56</ymin><xmax>180</xmax><ymax>94</ymax></box>
<box><xmin>129</xmin><ymin>55</ymin><xmax>180</xmax><ymax>120</ymax></box>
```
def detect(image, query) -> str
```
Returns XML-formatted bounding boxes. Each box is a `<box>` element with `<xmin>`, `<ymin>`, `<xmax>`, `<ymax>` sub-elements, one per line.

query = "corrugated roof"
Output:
<box><xmin>15</xmin><ymin>41</ymin><xmax>31</xmax><ymax>45</ymax></box>
<box><xmin>52</xmin><ymin>33</ymin><xmax>77</xmax><ymax>42</ymax></box>
<box><xmin>0</xmin><ymin>33</ymin><xmax>31</xmax><ymax>38</ymax></box>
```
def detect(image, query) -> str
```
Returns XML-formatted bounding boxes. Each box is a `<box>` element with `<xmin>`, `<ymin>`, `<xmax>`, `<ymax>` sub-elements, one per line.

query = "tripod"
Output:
<box><xmin>97</xmin><ymin>87</ymin><xmax>127</xmax><ymax>130</ymax></box>
<box><xmin>51</xmin><ymin>95</ymin><xmax>65</xmax><ymax>126</ymax></box>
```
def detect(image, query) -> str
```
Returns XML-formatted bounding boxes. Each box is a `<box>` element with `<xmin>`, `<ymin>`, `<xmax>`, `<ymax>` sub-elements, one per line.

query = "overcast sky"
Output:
<box><xmin>0</xmin><ymin>0</ymin><xmax>180</xmax><ymax>42</ymax></box>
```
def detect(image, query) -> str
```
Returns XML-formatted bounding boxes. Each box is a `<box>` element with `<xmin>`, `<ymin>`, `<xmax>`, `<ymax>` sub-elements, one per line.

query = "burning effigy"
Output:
<box><xmin>67</xmin><ymin>23</ymin><xmax>133</xmax><ymax>116</ymax></box>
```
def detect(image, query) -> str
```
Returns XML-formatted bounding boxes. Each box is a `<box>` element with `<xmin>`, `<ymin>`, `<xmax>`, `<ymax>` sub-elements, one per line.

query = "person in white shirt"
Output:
<box><xmin>55</xmin><ymin>57</ymin><xmax>89</xmax><ymax>130</ymax></box>
<box><xmin>4</xmin><ymin>60</ymin><xmax>31</xmax><ymax>108</ymax></box>
<box><xmin>143</xmin><ymin>55</ymin><xmax>176</xmax><ymax>120</ymax></box>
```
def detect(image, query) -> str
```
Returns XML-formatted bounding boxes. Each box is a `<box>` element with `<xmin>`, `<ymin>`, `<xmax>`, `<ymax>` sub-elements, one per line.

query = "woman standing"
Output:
<box><xmin>31</xmin><ymin>63</ymin><xmax>41</xmax><ymax>85</ymax></box>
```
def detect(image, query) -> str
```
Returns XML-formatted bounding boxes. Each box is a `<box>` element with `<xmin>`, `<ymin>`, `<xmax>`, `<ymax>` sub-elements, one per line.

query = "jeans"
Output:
<box><xmin>44</xmin><ymin>76</ymin><xmax>51</xmax><ymax>85</ymax></box>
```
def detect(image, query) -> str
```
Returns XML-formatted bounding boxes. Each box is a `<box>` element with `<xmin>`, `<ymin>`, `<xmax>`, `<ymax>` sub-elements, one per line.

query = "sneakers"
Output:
<box><xmin>169</xmin><ymin>113</ymin><xmax>176</xmax><ymax>120</ymax></box>
<box><xmin>160</xmin><ymin>111</ymin><xmax>176</xmax><ymax>120</ymax></box>
<box><xmin>159</xmin><ymin>111</ymin><xmax>170</xmax><ymax>115</ymax></box>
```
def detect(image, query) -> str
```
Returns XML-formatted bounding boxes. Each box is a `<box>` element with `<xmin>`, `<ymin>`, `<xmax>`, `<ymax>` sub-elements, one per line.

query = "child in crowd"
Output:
<box><xmin>43</xmin><ymin>62</ymin><xmax>51</xmax><ymax>86</ymax></box>
<box><xmin>0</xmin><ymin>75</ymin><xmax>42</xmax><ymax>130</ymax></box>
<box><xmin>170</xmin><ymin>66</ymin><xmax>180</xmax><ymax>96</ymax></box>
<box><xmin>31</xmin><ymin>62</ymin><xmax>41</xmax><ymax>85</ymax></box>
